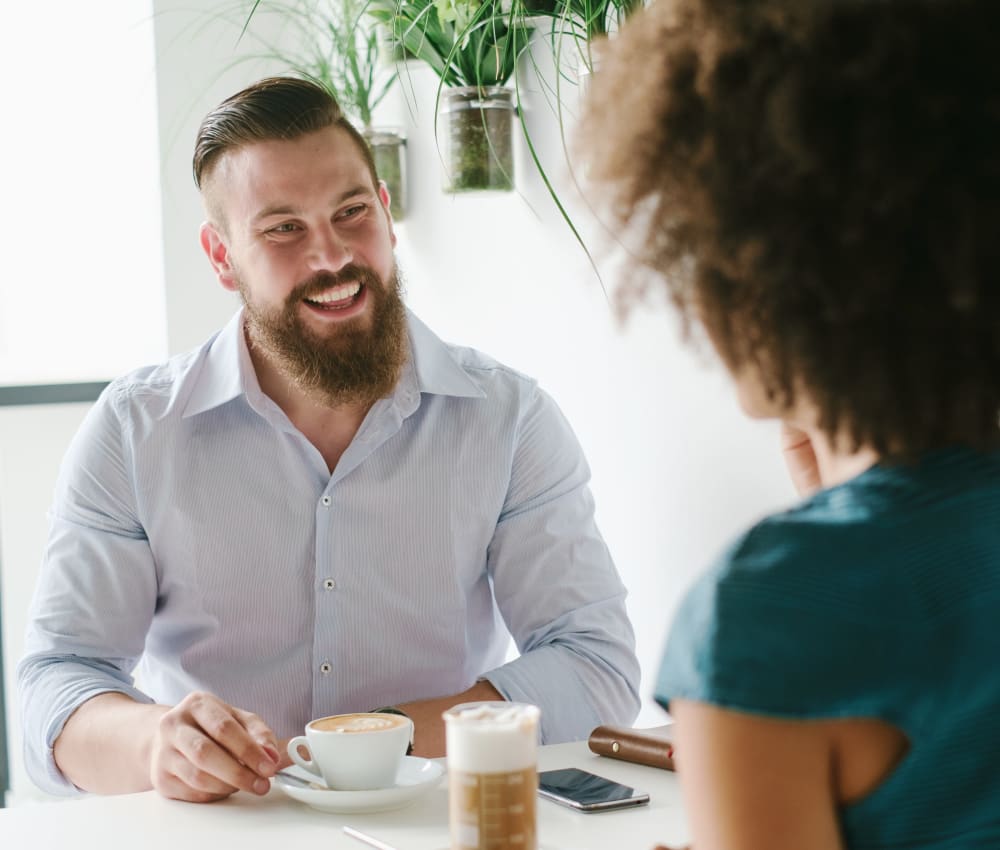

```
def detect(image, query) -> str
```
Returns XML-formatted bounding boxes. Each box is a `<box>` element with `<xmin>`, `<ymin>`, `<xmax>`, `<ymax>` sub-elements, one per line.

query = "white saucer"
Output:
<box><xmin>275</xmin><ymin>757</ymin><xmax>445</xmax><ymax>814</ymax></box>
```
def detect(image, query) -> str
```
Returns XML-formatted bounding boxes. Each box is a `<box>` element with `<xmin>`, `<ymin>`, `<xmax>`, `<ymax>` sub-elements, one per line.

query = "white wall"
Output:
<box><xmin>0</xmin><ymin>0</ymin><xmax>797</xmax><ymax>806</ymax></box>
<box><xmin>0</xmin><ymin>1</ymin><xmax>167</xmax><ymax>386</ymax></box>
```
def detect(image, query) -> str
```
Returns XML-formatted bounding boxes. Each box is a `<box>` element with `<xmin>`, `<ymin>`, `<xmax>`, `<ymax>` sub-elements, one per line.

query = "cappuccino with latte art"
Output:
<box><xmin>287</xmin><ymin>711</ymin><xmax>413</xmax><ymax>790</ymax></box>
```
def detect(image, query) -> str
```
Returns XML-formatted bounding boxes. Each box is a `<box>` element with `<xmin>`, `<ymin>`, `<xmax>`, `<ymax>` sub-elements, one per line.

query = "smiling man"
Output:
<box><xmin>17</xmin><ymin>77</ymin><xmax>639</xmax><ymax>803</ymax></box>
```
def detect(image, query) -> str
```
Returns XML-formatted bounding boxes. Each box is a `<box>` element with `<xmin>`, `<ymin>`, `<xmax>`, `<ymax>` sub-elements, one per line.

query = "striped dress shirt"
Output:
<box><xmin>18</xmin><ymin>308</ymin><xmax>640</xmax><ymax>795</ymax></box>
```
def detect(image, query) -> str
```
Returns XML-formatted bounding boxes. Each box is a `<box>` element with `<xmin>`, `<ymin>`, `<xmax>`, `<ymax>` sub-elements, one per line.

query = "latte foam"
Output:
<box><xmin>311</xmin><ymin>712</ymin><xmax>408</xmax><ymax>734</ymax></box>
<box><xmin>445</xmin><ymin>702</ymin><xmax>540</xmax><ymax>772</ymax></box>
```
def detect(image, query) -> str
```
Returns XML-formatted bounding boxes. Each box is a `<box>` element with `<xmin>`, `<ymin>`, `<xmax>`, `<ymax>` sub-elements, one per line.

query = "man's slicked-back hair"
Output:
<box><xmin>192</xmin><ymin>76</ymin><xmax>378</xmax><ymax>190</ymax></box>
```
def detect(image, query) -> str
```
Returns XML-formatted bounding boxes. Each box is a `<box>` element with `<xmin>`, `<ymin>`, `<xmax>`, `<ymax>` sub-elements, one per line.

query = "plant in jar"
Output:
<box><xmin>369</xmin><ymin>0</ymin><xmax>533</xmax><ymax>191</ymax></box>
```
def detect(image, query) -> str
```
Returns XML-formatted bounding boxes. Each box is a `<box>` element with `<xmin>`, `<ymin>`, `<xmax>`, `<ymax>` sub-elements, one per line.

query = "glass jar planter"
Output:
<box><xmin>439</xmin><ymin>86</ymin><xmax>516</xmax><ymax>193</ymax></box>
<box><xmin>364</xmin><ymin>127</ymin><xmax>408</xmax><ymax>221</ymax></box>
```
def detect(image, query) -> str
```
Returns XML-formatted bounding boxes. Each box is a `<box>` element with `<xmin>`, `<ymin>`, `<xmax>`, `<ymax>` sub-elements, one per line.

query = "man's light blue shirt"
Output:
<box><xmin>18</xmin><ymin>309</ymin><xmax>639</xmax><ymax>795</ymax></box>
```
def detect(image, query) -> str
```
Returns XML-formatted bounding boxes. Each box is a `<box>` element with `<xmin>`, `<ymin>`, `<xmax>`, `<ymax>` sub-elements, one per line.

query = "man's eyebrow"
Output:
<box><xmin>252</xmin><ymin>187</ymin><xmax>375</xmax><ymax>224</ymax></box>
<box><xmin>253</xmin><ymin>204</ymin><xmax>297</xmax><ymax>223</ymax></box>
<box><xmin>336</xmin><ymin>185</ymin><xmax>377</xmax><ymax>204</ymax></box>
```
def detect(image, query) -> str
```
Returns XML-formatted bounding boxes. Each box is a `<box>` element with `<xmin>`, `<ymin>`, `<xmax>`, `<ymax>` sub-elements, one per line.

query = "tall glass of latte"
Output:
<box><xmin>444</xmin><ymin>701</ymin><xmax>540</xmax><ymax>850</ymax></box>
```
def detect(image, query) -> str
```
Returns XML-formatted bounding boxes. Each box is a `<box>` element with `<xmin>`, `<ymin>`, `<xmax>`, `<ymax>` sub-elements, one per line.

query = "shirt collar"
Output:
<box><xmin>182</xmin><ymin>307</ymin><xmax>484</xmax><ymax>419</ymax></box>
<box><xmin>405</xmin><ymin>310</ymin><xmax>485</xmax><ymax>400</ymax></box>
<box><xmin>182</xmin><ymin>309</ymin><xmax>250</xmax><ymax>418</ymax></box>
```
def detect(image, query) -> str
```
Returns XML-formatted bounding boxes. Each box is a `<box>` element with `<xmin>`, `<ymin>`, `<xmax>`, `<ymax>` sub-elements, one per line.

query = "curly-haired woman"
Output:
<box><xmin>579</xmin><ymin>1</ymin><xmax>1000</xmax><ymax>848</ymax></box>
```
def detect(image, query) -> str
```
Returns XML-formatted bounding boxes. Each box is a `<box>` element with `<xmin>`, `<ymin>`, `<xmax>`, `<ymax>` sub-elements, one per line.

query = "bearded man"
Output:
<box><xmin>17</xmin><ymin>77</ymin><xmax>639</xmax><ymax>803</ymax></box>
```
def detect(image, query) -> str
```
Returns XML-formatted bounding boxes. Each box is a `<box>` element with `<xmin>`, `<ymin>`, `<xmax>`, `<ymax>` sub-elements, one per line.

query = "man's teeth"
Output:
<box><xmin>307</xmin><ymin>282</ymin><xmax>361</xmax><ymax>303</ymax></box>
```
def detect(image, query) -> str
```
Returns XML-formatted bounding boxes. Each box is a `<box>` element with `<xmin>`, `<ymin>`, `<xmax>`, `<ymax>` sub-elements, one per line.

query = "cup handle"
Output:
<box><xmin>287</xmin><ymin>736</ymin><xmax>323</xmax><ymax>780</ymax></box>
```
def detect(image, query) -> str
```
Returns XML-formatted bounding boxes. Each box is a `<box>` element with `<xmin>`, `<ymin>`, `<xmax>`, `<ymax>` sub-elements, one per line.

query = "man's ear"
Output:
<box><xmin>378</xmin><ymin>180</ymin><xmax>397</xmax><ymax>248</ymax></box>
<box><xmin>199</xmin><ymin>221</ymin><xmax>239</xmax><ymax>292</ymax></box>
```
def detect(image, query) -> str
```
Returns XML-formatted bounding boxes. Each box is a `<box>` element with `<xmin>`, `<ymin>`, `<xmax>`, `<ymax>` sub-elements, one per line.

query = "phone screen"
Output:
<box><xmin>537</xmin><ymin>768</ymin><xmax>650</xmax><ymax>812</ymax></box>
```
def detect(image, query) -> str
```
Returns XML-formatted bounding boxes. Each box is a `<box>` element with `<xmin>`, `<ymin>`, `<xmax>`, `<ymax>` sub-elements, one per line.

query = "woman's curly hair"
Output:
<box><xmin>579</xmin><ymin>0</ymin><xmax>1000</xmax><ymax>456</ymax></box>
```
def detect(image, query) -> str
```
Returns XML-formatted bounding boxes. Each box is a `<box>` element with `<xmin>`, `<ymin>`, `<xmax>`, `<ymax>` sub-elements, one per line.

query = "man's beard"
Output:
<box><xmin>239</xmin><ymin>263</ymin><xmax>408</xmax><ymax>408</ymax></box>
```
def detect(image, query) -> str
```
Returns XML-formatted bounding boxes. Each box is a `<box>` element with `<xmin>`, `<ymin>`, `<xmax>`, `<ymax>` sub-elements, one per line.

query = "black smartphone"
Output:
<box><xmin>537</xmin><ymin>767</ymin><xmax>650</xmax><ymax>812</ymax></box>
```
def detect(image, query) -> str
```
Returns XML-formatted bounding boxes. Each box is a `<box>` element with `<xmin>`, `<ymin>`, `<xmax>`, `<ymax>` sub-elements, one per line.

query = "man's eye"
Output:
<box><xmin>339</xmin><ymin>204</ymin><xmax>367</xmax><ymax>220</ymax></box>
<box><xmin>269</xmin><ymin>223</ymin><xmax>299</xmax><ymax>234</ymax></box>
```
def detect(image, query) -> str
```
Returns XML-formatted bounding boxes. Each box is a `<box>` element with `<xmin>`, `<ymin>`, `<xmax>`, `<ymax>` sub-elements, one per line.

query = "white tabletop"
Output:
<box><xmin>0</xmin><ymin>738</ymin><xmax>690</xmax><ymax>849</ymax></box>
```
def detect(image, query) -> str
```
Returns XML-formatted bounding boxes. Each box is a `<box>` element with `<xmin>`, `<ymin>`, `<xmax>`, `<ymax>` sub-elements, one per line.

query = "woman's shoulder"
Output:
<box><xmin>657</xmin><ymin>449</ymin><xmax>1000</xmax><ymax>715</ymax></box>
<box><xmin>713</xmin><ymin>489</ymin><xmax>898</xmax><ymax>604</ymax></box>
<box><xmin>655</xmin><ymin>489</ymin><xmax>927</xmax><ymax>720</ymax></box>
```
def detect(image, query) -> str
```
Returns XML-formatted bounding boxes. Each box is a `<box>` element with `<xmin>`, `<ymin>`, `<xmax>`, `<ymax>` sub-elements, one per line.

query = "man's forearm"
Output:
<box><xmin>54</xmin><ymin>692</ymin><xmax>169</xmax><ymax>794</ymax></box>
<box><xmin>398</xmin><ymin>680</ymin><xmax>504</xmax><ymax>758</ymax></box>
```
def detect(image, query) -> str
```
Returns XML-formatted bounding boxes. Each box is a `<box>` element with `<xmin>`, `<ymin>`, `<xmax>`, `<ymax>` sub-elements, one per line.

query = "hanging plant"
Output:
<box><xmin>369</xmin><ymin>0</ymin><xmax>533</xmax><ymax>192</ymax></box>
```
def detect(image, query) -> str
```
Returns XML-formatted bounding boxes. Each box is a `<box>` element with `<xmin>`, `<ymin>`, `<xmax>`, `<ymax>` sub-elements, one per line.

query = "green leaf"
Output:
<box><xmin>228</xmin><ymin>0</ymin><xmax>399</xmax><ymax>129</ymax></box>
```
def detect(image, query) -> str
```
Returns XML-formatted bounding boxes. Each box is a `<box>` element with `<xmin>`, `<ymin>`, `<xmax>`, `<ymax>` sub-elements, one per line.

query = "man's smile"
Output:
<box><xmin>303</xmin><ymin>281</ymin><xmax>362</xmax><ymax>310</ymax></box>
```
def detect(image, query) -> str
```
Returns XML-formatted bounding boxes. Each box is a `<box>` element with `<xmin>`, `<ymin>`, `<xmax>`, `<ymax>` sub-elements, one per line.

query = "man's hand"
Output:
<box><xmin>149</xmin><ymin>691</ymin><xmax>281</xmax><ymax>802</ymax></box>
<box><xmin>780</xmin><ymin>423</ymin><xmax>823</xmax><ymax>497</ymax></box>
<box><xmin>54</xmin><ymin>691</ymin><xmax>281</xmax><ymax>802</ymax></box>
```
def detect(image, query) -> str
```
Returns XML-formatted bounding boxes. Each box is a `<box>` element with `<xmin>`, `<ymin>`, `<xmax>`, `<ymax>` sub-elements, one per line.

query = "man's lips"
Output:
<box><xmin>303</xmin><ymin>281</ymin><xmax>363</xmax><ymax>310</ymax></box>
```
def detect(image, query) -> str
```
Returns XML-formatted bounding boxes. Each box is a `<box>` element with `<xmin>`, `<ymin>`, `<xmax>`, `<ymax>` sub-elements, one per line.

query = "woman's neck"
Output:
<box><xmin>800</xmin><ymin>424</ymin><xmax>880</xmax><ymax>490</ymax></box>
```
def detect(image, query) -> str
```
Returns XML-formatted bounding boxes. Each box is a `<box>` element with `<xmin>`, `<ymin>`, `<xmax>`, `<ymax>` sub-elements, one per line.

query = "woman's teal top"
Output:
<box><xmin>656</xmin><ymin>448</ymin><xmax>1000</xmax><ymax>849</ymax></box>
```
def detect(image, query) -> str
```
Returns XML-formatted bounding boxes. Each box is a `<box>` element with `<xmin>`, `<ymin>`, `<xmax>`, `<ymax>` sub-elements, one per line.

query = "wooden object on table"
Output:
<box><xmin>588</xmin><ymin>724</ymin><xmax>676</xmax><ymax>772</ymax></box>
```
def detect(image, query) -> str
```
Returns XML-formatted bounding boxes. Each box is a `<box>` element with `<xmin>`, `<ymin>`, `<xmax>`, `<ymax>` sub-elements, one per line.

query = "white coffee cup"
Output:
<box><xmin>287</xmin><ymin>711</ymin><xmax>413</xmax><ymax>790</ymax></box>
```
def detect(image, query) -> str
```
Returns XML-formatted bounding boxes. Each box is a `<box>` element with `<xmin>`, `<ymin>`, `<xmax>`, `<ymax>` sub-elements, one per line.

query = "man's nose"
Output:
<box><xmin>308</xmin><ymin>226</ymin><xmax>352</xmax><ymax>272</ymax></box>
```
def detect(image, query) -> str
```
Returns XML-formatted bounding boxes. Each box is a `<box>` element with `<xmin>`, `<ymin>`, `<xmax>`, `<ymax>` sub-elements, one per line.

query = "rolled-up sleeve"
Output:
<box><xmin>481</xmin><ymin>385</ymin><xmax>640</xmax><ymax>742</ymax></box>
<box><xmin>17</xmin><ymin>386</ymin><xmax>157</xmax><ymax>796</ymax></box>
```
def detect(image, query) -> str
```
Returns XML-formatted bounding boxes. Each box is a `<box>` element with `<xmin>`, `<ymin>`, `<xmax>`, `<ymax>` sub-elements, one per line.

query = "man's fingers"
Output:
<box><xmin>160</xmin><ymin>752</ymin><xmax>240</xmax><ymax>802</ymax></box>
<box><xmin>152</xmin><ymin>692</ymin><xmax>278</xmax><ymax>799</ymax></box>
<box><xmin>273</xmin><ymin>737</ymin><xmax>294</xmax><ymax>769</ymax></box>
<box><xmin>175</xmin><ymin>727</ymin><xmax>272</xmax><ymax>796</ymax></box>
<box><xmin>149</xmin><ymin>733</ymin><xmax>241</xmax><ymax>803</ymax></box>
<box><xmin>232</xmin><ymin>706</ymin><xmax>281</xmax><ymax>768</ymax></box>
<box><xmin>187</xmin><ymin>697</ymin><xmax>279</xmax><ymax>780</ymax></box>
<box><xmin>157</xmin><ymin>770</ymin><xmax>237</xmax><ymax>803</ymax></box>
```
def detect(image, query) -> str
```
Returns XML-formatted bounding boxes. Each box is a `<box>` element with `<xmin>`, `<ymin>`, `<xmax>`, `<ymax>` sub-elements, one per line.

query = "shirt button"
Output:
<box><xmin>321</xmin><ymin>495</ymin><xmax>331</xmax><ymax>506</ymax></box>
<box><xmin>319</xmin><ymin>662</ymin><xmax>332</xmax><ymax>674</ymax></box>
<box><xmin>323</xmin><ymin>578</ymin><xmax>336</xmax><ymax>590</ymax></box>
